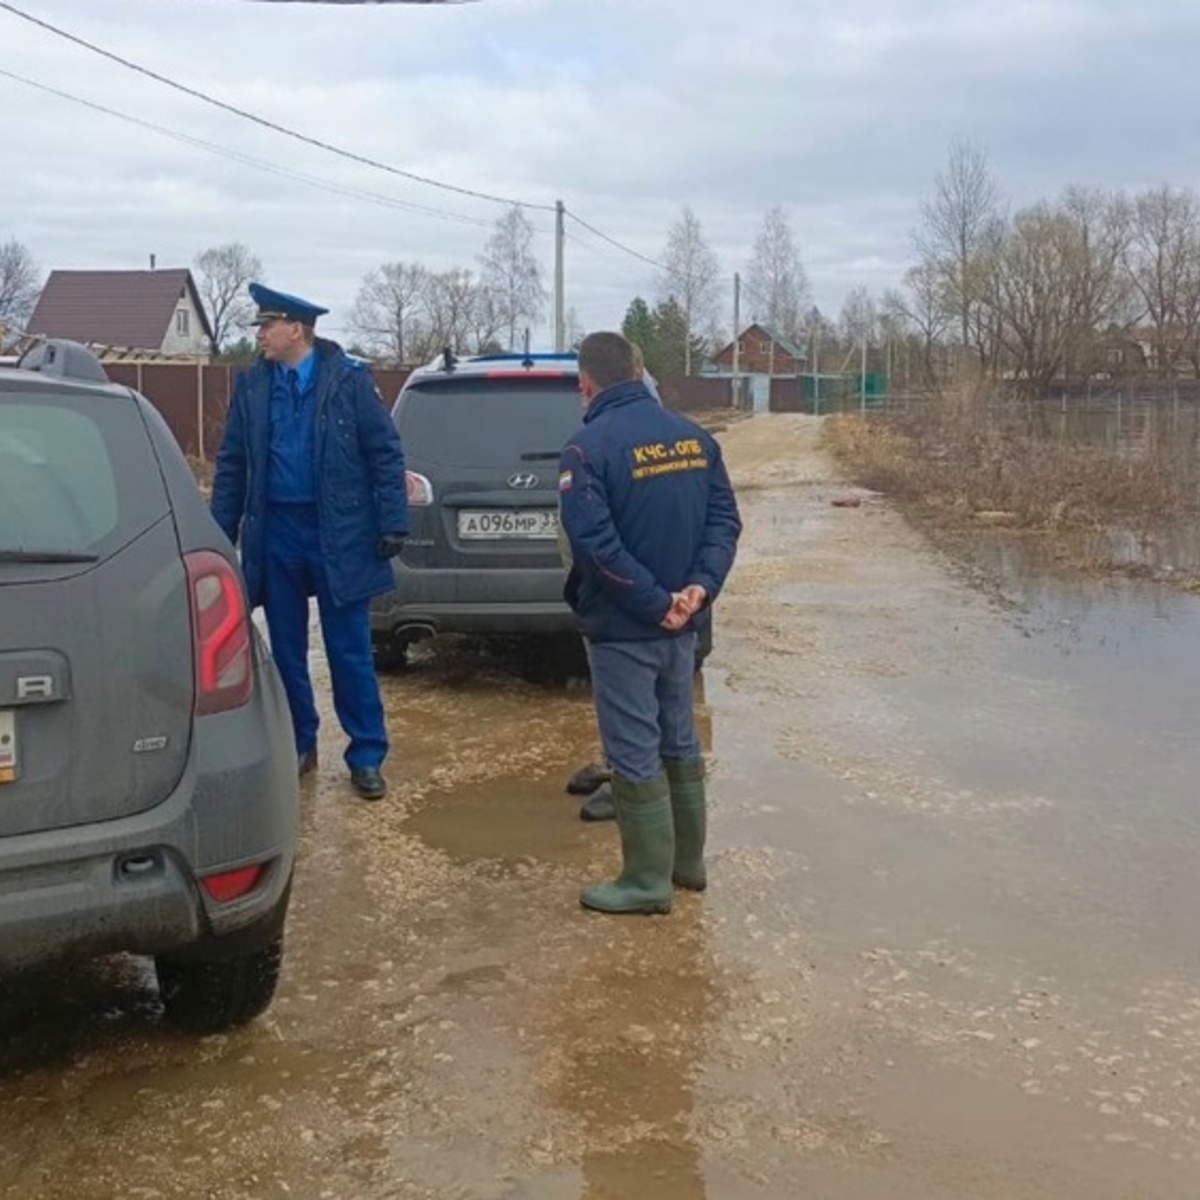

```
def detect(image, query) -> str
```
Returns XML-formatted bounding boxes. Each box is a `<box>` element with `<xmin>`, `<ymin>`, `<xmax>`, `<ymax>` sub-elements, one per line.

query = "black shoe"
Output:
<box><xmin>350</xmin><ymin>767</ymin><xmax>387</xmax><ymax>801</ymax></box>
<box><xmin>566</xmin><ymin>761</ymin><xmax>611</xmax><ymax>796</ymax></box>
<box><xmin>579</xmin><ymin>782</ymin><xmax>616</xmax><ymax>822</ymax></box>
<box><xmin>298</xmin><ymin>748</ymin><xmax>318</xmax><ymax>777</ymax></box>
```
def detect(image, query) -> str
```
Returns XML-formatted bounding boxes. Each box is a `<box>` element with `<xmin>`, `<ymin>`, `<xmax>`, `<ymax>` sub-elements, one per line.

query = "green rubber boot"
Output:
<box><xmin>580</xmin><ymin>773</ymin><xmax>674</xmax><ymax>915</ymax></box>
<box><xmin>665</xmin><ymin>757</ymin><xmax>707</xmax><ymax>892</ymax></box>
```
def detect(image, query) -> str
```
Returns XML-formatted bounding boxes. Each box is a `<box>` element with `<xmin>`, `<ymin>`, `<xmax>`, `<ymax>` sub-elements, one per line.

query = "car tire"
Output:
<box><xmin>372</xmin><ymin>635</ymin><xmax>410</xmax><ymax>672</ymax></box>
<box><xmin>156</xmin><ymin>935</ymin><xmax>283</xmax><ymax>1033</ymax></box>
<box><xmin>552</xmin><ymin>633</ymin><xmax>590</xmax><ymax>678</ymax></box>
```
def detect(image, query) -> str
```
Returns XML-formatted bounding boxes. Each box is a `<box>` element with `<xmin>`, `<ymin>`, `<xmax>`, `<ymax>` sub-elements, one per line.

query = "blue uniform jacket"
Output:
<box><xmin>210</xmin><ymin>338</ymin><xmax>408</xmax><ymax>609</ymax></box>
<box><xmin>559</xmin><ymin>379</ymin><xmax>741</xmax><ymax>643</ymax></box>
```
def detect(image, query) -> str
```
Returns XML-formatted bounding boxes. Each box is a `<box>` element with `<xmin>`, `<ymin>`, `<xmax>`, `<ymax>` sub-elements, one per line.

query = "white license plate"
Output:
<box><xmin>0</xmin><ymin>710</ymin><xmax>16</xmax><ymax>784</ymax></box>
<box><xmin>457</xmin><ymin>509</ymin><xmax>558</xmax><ymax>540</ymax></box>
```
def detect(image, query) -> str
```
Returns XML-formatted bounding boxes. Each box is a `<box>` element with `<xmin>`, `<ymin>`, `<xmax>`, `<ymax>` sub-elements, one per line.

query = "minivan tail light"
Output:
<box><xmin>185</xmin><ymin>550</ymin><xmax>253</xmax><ymax>716</ymax></box>
<box><xmin>406</xmin><ymin>470</ymin><xmax>434</xmax><ymax>506</ymax></box>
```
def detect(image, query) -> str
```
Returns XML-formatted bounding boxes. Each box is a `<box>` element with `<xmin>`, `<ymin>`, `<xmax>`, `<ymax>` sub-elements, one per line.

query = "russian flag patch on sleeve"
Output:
<box><xmin>558</xmin><ymin>470</ymin><xmax>574</xmax><ymax>492</ymax></box>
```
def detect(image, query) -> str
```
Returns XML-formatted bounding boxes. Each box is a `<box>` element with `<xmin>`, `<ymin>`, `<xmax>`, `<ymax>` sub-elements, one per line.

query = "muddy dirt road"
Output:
<box><xmin>3</xmin><ymin>413</ymin><xmax>1200</xmax><ymax>1198</ymax></box>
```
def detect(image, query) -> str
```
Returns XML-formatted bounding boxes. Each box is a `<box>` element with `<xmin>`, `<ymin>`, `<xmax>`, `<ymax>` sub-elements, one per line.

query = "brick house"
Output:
<box><xmin>27</xmin><ymin>268</ymin><xmax>214</xmax><ymax>360</ymax></box>
<box><xmin>712</xmin><ymin>322</ymin><xmax>806</xmax><ymax>375</ymax></box>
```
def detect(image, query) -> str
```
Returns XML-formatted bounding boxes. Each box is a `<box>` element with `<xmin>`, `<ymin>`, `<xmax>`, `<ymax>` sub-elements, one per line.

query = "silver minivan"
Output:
<box><xmin>0</xmin><ymin>341</ymin><xmax>298</xmax><ymax>1032</ymax></box>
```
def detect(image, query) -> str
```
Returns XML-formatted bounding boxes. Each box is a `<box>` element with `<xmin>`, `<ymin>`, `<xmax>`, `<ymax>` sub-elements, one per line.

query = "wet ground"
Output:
<box><xmin>4</xmin><ymin>413</ymin><xmax>1200</xmax><ymax>1198</ymax></box>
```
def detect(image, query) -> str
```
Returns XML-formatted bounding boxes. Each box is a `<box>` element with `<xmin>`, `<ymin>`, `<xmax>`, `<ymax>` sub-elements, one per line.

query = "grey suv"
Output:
<box><xmin>370</xmin><ymin>351</ymin><xmax>712</xmax><ymax>668</ymax></box>
<box><xmin>0</xmin><ymin>340</ymin><xmax>298</xmax><ymax>1032</ymax></box>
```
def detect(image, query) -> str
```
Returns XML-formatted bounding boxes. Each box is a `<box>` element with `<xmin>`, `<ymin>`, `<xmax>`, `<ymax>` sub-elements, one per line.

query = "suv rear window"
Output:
<box><xmin>0</xmin><ymin>389</ymin><xmax>167</xmax><ymax>558</ymax></box>
<box><xmin>398</xmin><ymin>378</ymin><xmax>581</xmax><ymax>468</ymax></box>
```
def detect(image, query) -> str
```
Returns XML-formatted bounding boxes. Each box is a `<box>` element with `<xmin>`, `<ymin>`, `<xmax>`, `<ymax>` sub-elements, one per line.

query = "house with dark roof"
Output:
<box><xmin>713</xmin><ymin>322</ymin><xmax>806</xmax><ymax>376</ymax></box>
<box><xmin>26</xmin><ymin>268</ymin><xmax>214</xmax><ymax>360</ymax></box>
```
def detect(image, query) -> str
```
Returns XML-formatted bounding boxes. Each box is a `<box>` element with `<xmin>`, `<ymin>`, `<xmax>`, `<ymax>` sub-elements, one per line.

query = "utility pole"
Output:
<box><xmin>554</xmin><ymin>199</ymin><xmax>565</xmax><ymax>352</ymax></box>
<box><xmin>732</xmin><ymin>272</ymin><xmax>741</xmax><ymax>407</ymax></box>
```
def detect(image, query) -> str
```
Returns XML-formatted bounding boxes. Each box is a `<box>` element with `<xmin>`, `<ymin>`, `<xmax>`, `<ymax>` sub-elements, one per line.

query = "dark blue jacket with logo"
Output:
<box><xmin>559</xmin><ymin>379</ymin><xmax>741</xmax><ymax>643</ymax></box>
<box><xmin>210</xmin><ymin>338</ymin><xmax>408</xmax><ymax>609</ymax></box>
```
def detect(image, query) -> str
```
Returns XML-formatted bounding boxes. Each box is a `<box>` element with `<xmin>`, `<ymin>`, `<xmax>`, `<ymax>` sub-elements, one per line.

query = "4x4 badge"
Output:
<box><xmin>507</xmin><ymin>472</ymin><xmax>540</xmax><ymax>489</ymax></box>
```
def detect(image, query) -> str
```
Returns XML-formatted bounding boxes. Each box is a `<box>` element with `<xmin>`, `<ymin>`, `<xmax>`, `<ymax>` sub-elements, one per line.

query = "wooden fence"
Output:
<box><xmin>106</xmin><ymin>363</ymin><xmax>743</xmax><ymax>460</ymax></box>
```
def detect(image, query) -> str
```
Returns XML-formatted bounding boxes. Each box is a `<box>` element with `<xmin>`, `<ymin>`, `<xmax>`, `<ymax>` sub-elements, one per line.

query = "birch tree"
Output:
<box><xmin>478</xmin><ymin>206</ymin><xmax>546</xmax><ymax>351</ymax></box>
<box><xmin>745</xmin><ymin>206</ymin><xmax>809</xmax><ymax>343</ymax></box>
<box><xmin>658</xmin><ymin>206</ymin><xmax>720</xmax><ymax>375</ymax></box>
<box><xmin>193</xmin><ymin>243</ymin><xmax>263</xmax><ymax>354</ymax></box>
<box><xmin>914</xmin><ymin>140</ymin><xmax>1005</xmax><ymax>369</ymax></box>
<box><xmin>0</xmin><ymin>238</ymin><xmax>42</xmax><ymax>338</ymax></box>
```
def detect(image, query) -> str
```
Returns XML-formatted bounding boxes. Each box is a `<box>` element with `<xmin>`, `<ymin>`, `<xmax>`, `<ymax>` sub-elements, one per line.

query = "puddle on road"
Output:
<box><xmin>404</xmin><ymin>775</ymin><xmax>598</xmax><ymax>871</ymax></box>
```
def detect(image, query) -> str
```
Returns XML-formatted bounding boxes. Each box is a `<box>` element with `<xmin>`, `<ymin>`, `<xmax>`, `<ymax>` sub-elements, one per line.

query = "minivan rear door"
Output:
<box><xmin>0</xmin><ymin>384</ymin><xmax>193</xmax><ymax>837</ymax></box>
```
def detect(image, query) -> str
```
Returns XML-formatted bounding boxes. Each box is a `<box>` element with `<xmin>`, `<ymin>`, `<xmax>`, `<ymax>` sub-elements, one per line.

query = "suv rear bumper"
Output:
<box><xmin>371</xmin><ymin>560</ymin><xmax>578</xmax><ymax>638</ymax></box>
<box><xmin>0</xmin><ymin>656</ymin><xmax>299</xmax><ymax>971</ymax></box>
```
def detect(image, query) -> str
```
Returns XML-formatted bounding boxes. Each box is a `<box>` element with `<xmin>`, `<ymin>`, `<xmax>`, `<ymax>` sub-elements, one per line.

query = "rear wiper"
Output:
<box><xmin>520</xmin><ymin>451</ymin><xmax>562</xmax><ymax>461</ymax></box>
<box><xmin>0</xmin><ymin>549</ymin><xmax>99</xmax><ymax>563</ymax></box>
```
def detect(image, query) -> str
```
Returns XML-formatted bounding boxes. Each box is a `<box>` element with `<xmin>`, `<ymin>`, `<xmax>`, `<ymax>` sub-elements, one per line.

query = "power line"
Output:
<box><xmin>0</xmin><ymin>67</ymin><xmax>513</xmax><ymax>231</ymax></box>
<box><xmin>1</xmin><ymin>1</ymin><xmax>685</xmax><ymax>289</ymax></box>
<box><xmin>563</xmin><ymin>209</ymin><xmax>668</xmax><ymax>273</ymax></box>
<box><xmin>0</xmin><ymin>0</ymin><xmax>556</xmax><ymax>213</ymax></box>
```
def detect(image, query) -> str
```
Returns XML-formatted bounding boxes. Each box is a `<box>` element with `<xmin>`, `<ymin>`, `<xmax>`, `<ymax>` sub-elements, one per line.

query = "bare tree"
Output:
<box><xmin>478</xmin><ymin>206</ymin><xmax>546</xmax><ymax>351</ymax></box>
<box><xmin>193</xmin><ymin>243</ymin><xmax>263</xmax><ymax>354</ymax></box>
<box><xmin>658</xmin><ymin>206</ymin><xmax>721</xmax><ymax>375</ymax></box>
<box><xmin>423</xmin><ymin>268</ymin><xmax>497</xmax><ymax>355</ymax></box>
<box><xmin>745</xmin><ymin>206</ymin><xmax>809</xmax><ymax>345</ymax></box>
<box><xmin>1122</xmin><ymin>185</ymin><xmax>1200</xmax><ymax>377</ymax></box>
<box><xmin>839</xmin><ymin>287</ymin><xmax>878</xmax><ymax>351</ymax></box>
<box><xmin>0</xmin><ymin>238</ymin><xmax>41</xmax><ymax>338</ymax></box>
<box><xmin>350</xmin><ymin>262</ymin><xmax>430</xmax><ymax>363</ymax></box>
<box><xmin>1057</xmin><ymin>187</ymin><xmax>1134</xmax><ymax>379</ymax></box>
<box><xmin>564</xmin><ymin>306</ymin><xmax>586</xmax><ymax>351</ymax></box>
<box><xmin>914</xmin><ymin>140</ymin><xmax>1005</xmax><ymax>371</ymax></box>
<box><xmin>983</xmin><ymin>203</ymin><xmax>1082</xmax><ymax>392</ymax></box>
<box><xmin>894</xmin><ymin>262</ymin><xmax>952</xmax><ymax>387</ymax></box>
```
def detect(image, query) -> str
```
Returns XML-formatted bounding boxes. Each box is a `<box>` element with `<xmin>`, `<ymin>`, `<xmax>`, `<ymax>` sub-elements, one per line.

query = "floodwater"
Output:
<box><xmin>3</xmin><ymin>414</ymin><xmax>1200</xmax><ymax>1198</ymax></box>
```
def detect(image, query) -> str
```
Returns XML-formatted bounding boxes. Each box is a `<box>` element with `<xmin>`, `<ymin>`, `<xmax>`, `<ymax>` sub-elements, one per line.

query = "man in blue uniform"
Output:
<box><xmin>559</xmin><ymin>331</ymin><xmax>741</xmax><ymax>914</ymax></box>
<box><xmin>210</xmin><ymin>283</ymin><xmax>408</xmax><ymax>801</ymax></box>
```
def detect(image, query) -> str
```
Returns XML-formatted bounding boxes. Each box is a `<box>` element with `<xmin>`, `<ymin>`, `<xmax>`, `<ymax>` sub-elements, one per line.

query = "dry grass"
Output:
<box><xmin>822</xmin><ymin>389</ymin><xmax>1200</xmax><ymax>532</ymax></box>
<box><xmin>188</xmin><ymin>454</ymin><xmax>213</xmax><ymax>498</ymax></box>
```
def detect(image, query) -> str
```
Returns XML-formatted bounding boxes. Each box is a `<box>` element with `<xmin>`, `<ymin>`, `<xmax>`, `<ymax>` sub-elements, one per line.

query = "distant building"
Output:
<box><xmin>712</xmin><ymin>322</ymin><xmax>806</xmax><ymax>376</ymax></box>
<box><xmin>27</xmin><ymin>268</ymin><xmax>213</xmax><ymax>360</ymax></box>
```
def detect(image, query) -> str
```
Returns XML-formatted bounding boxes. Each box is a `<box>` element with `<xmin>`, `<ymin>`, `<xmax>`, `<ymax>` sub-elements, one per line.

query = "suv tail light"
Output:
<box><xmin>185</xmin><ymin>550</ymin><xmax>252</xmax><ymax>716</ymax></box>
<box><xmin>406</xmin><ymin>470</ymin><xmax>434</xmax><ymax>506</ymax></box>
<box><xmin>201</xmin><ymin>862</ymin><xmax>266</xmax><ymax>903</ymax></box>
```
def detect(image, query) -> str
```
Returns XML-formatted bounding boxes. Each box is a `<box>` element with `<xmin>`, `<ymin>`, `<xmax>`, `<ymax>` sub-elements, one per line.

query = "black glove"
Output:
<box><xmin>377</xmin><ymin>533</ymin><xmax>406</xmax><ymax>559</ymax></box>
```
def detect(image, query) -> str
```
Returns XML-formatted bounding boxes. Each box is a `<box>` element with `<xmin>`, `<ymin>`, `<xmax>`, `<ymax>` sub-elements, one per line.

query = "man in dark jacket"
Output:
<box><xmin>210</xmin><ymin>284</ymin><xmax>408</xmax><ymax>800</ymax></box>
<box><xmin>559</xmin><ymin>331</ymin><xmax>741</xmax><ymax>913</ymax></box>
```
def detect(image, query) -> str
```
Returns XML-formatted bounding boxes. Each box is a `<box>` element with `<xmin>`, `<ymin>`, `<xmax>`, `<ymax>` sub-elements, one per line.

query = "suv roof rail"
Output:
<box><xmin>18</xmin><ymin>339</ymin><xmax>110</xmax><ymax>384</ymax></box>
<box><xmin>467</xmin><ymin>352</ymin><xmax>578</xmax><ymax>366</ymax></box>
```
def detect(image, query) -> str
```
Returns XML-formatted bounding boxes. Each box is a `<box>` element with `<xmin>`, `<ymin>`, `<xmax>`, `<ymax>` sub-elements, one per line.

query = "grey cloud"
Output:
<box><xmin>5</xmin><ymin>0</ymin><xmax>1200</xmax><ymax>338</ymax></box>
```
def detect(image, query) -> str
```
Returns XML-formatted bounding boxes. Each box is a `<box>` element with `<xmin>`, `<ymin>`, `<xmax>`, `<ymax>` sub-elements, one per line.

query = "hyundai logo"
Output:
<box><xmin>507</xmin><ymin>472</ymin><xmax>540</xmax><ymax>489</ymax></box>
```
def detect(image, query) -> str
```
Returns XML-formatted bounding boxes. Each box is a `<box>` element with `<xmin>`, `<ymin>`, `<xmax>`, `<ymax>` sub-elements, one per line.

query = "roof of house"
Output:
<box><xmin>752</xmin><ymin>322</ymin><xmax>805</xmax><ymax>360</ymax></box>
<box><xmin>26</xmin><ymin>269</ymin><xmax>214</xmax><ymax>350</ymax></box>
<box><xmin>716</xmin><ymin>321</ymin><xmax>807</xmax><ymax>363</ymax></box>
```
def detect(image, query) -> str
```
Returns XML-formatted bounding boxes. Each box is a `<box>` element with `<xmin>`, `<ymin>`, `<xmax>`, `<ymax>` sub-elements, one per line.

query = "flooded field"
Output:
<box><xmin>2</xmin><ymin>414</ymin><xmax>1199</xmax><ymax>1199</ymax></box>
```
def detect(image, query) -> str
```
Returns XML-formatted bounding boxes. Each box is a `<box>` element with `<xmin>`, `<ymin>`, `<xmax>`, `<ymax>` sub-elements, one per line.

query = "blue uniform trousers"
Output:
<box><xmin>261</xmin><ymin>503</ymin><xmax>388</xmax><ymax>771</ymax></box>
<box><xmin>586</xmin><ymin>634</ymin><xmax>701</xmax><ymax>782</ymax></box>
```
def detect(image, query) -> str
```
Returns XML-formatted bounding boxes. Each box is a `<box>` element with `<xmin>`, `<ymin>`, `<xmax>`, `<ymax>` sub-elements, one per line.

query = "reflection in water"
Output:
<box><xmin>536</xmin><ymin>911</ymin><xmax>719</xmax><ymax>1200</ymax></box>
<box><xmin>989</xmin><ymin>398</ymin><xmax>1200</xmax><ymax>574</ymax></box>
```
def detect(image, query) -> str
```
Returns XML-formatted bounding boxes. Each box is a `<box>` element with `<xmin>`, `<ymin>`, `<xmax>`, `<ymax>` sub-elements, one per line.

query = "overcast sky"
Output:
<box><xmin>4</xmin><ymin>0</ymin><xmax>1200</xmax><ymax>346</ymax></box>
